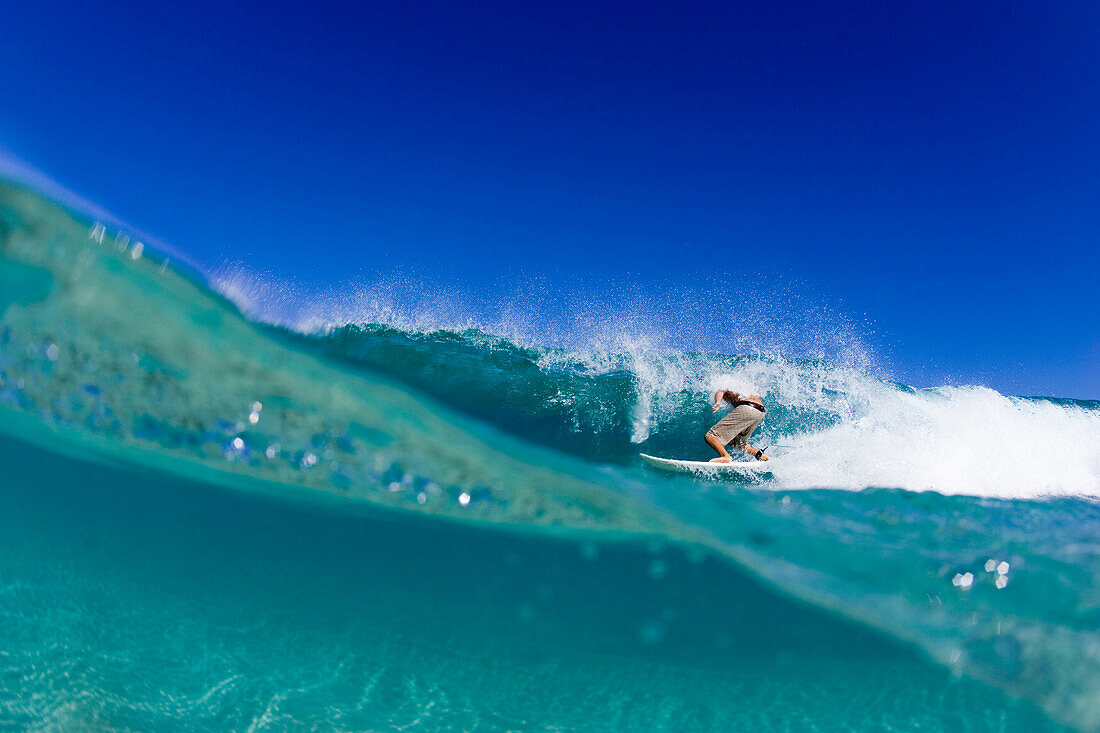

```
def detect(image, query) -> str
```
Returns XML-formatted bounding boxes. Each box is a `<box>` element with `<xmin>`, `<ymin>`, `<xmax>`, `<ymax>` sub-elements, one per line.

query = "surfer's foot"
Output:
<box><xmin>709</xmin><ymin>456</ymin><xmax>733</xmax><ymax>463</ymax></box>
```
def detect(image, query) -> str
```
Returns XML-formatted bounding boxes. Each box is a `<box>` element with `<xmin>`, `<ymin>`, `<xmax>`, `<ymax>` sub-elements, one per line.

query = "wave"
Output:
<box><xmin>208</xmin><ymin>257</ymin><xmax>1100</xmax><ymax>500</ymax></box>
<box><xmin>3</xmin><ymin>173</ymin><xmax>1100</xmax><ymax>730</ymax></box>
<box><xmin>301</xmin><ymin>323</ymin><xmax>1100</xmax><ymax>499</ymax></box>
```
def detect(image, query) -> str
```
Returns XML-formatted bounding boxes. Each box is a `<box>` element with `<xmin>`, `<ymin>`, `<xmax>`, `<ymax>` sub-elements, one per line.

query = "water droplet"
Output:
<box><xmin>995</xmin><ymin>575</ymin><xmax>1008</xmax><ymax>589</ymax></box>
<box><xmin>458</xmin><ymin>492</ymin><xmax>471</xmax><ymax>506</ymax></box>
<box><xmin>996</xmin><ymin>561</ymin><xmax>1009</xmax><ymax>576</ymax></box>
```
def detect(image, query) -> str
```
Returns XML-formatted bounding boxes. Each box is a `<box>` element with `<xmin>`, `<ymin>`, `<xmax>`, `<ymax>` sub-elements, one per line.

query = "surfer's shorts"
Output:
<box><xmin>707</xmin><ymin>404</ymin><xmax>765</xmax><ymax>449</ymax></box>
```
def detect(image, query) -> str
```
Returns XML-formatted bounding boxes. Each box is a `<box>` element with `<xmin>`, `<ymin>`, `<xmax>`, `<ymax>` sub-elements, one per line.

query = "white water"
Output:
<box><xmin>774</xmin><ymin>384</ymin><xmax>1100</xmax><ymax>497</ymax></box>
<box><xmin>621</xmin><ymin>351</ymin><xmax>1100</xmax><ymax>498</ymax></box>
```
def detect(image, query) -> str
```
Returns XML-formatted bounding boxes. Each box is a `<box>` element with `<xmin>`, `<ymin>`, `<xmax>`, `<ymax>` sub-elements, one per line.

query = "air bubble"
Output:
<box><xmin>951</xmin><ymin>572</ymin><xmax>974</xmax><ymax>590</ymax></box>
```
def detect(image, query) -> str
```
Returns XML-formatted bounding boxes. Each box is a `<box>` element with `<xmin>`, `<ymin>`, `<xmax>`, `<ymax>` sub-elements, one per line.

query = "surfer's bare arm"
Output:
<box><xmin>712</xmin><ymin>390</ymin><xmax>726</xmax><ymax>412</ymax></box>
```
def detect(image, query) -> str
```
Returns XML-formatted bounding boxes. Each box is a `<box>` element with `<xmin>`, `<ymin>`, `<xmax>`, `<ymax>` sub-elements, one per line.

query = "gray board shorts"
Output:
<box><xmin>707</xmin><ymin>404</ymin><xmax>765</xmax><ymax>448</ymax></box>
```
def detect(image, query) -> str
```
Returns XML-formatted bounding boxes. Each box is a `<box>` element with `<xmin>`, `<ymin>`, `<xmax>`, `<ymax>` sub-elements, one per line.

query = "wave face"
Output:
<box><xmin>2</xmin><ymin>175</ymin><xmax>1100</xmax><ymax>730</ymax></box>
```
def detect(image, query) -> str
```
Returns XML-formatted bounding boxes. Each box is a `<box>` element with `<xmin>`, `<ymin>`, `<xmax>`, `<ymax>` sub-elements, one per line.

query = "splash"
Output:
<box><xmin>210</xmin><ymin>260</ymin><xmax>882</xmax><ymax>370</ymax></box>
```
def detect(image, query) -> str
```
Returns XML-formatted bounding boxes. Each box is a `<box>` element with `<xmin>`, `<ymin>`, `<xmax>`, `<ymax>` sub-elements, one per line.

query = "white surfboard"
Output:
<box><xmin>640</xmin><ymin>453</ymin><xmax>775</xmax><ymax>475</ymax></box>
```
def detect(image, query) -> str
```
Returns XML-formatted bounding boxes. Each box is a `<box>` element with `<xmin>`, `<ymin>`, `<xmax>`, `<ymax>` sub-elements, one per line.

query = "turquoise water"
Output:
<box><xmin>2</xmin><ymin>176</ymin><xmax>1099</xmax><ymax>730</ymax></box>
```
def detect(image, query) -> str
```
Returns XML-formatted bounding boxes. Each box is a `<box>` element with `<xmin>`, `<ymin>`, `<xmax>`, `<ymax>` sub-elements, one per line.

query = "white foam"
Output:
<box><xmin>774</xmin><ymin>384</ymin><xmax>1100</xmax><ymax>498</ymax></box>
<box><xmin>619</xmin><ymin>351</ymin><xmax>1100</xmax><ymax>498</ymax></box>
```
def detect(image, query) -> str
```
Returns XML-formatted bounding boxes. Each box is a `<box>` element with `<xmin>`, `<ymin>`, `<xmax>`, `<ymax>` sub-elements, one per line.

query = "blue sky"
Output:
<box><xmin>2</xmin><ymin>1</ymin><xmax>1097</xmax><ymax>397</ymax></box>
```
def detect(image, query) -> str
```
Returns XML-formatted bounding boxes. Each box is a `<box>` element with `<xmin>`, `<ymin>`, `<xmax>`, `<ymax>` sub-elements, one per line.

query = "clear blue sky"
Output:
<box><xmin>2</xmin><ymin>1</ymin><xmax>1097</xmax><ymax>397</ymax></box>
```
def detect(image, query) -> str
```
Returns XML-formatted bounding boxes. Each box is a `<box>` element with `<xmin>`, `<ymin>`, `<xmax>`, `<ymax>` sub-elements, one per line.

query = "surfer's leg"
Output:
<box><xmin>731</xmin><ymin>420</ymin><xmax>761</xmax><ymax>456</ymax></box>
<box><xmin>709</xmin><ymin>406</ymin><xmax>761</xmax><ymax>461</ymax></box>
<box><xmin>705</xmin><ymin>432</ymin><xmax>733</xmax><ymax>462</ymax></box>
<box><xmin>706</xmin><ymin>411</ymin><xmax>741</xmax><ymax>461</ymax></box>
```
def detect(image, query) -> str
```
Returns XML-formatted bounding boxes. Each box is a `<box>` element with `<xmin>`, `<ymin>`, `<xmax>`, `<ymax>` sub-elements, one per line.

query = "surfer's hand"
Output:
<box><xmin>711</xmin><ymin>401</ymin><xmax>721</xmax><ymax>412</ymax></box>
<box><xmin>759</xmin><ymin>453</ymin><xmax>770</xmax><ymax>461</ymax></box>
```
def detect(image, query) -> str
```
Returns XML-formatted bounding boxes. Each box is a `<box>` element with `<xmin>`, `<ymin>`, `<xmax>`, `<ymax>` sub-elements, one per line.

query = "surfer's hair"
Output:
<box><xmin>723</xmin><ymin>391</ymin><xmax>742</xmax><ymax>404</ymax></box>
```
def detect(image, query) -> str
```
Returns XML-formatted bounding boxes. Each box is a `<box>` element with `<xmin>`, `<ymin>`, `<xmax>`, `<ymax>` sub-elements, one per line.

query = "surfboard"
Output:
<box><xmin>639</xmin><ymin>453</ymin><xmax>775</xmax><ymax>475</ymax></box>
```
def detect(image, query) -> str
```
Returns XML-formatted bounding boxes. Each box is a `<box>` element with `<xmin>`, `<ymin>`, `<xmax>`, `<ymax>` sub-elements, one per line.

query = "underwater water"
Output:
<box><xmin>1</xmin><ymin>176</ymin><xmax>1099</xmax><ymax>731</ymax></box>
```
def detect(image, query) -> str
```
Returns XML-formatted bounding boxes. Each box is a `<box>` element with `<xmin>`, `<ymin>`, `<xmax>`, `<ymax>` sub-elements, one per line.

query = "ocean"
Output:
<box><xmin>1</xmin><ymin>176</ymin><xmax>1098</xmax><ymax>731</ymax></box>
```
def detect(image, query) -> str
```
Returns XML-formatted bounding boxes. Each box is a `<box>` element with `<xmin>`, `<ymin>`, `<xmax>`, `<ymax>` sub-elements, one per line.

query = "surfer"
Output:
<box><xmin>705</xmin><ymin>391</ymin><xmax>770</xmax><ymax>462</ymax></box>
